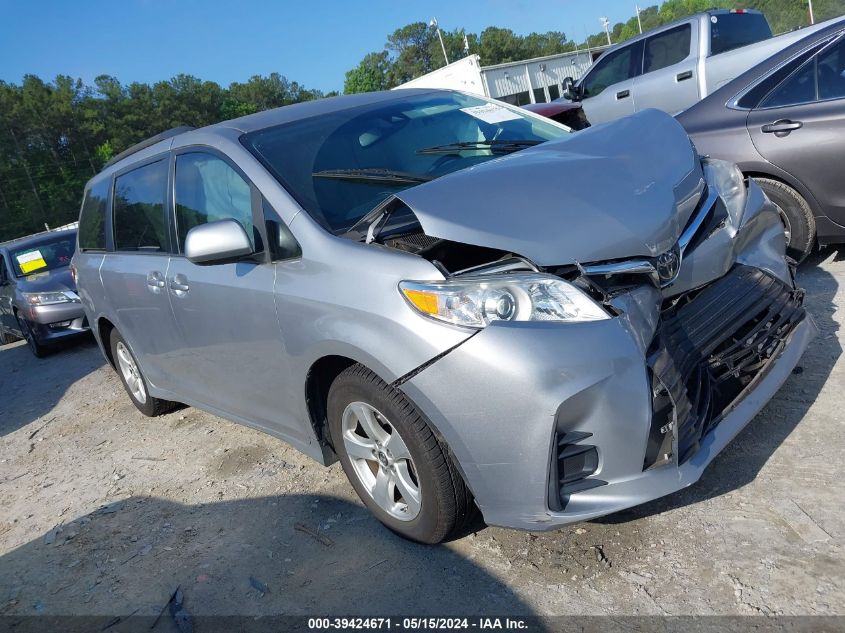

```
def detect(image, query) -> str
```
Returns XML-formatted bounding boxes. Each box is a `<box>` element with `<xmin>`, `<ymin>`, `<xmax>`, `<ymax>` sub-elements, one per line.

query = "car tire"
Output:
<box><xmin>15</xmin><ymin>314</ymin><xmax>47</xmax><ymax>358</ymax></box>
<box><xmin>328</xmin><ymin>364</ymin><xmax>476</xmax><ymax>544</ymax></box>
<box><xmin>754</xmin><ymin>177</ymin><xmax>815</xmax><ymax>262</ymax></box>
<box><xmin>109</xmin><ymin>328</ymin><xmax>177</xmax><ymax>417</ymax></box>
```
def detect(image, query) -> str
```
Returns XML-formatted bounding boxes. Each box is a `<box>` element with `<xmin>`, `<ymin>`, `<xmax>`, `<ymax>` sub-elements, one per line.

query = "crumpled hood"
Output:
<box><xmin>396</xmin><ymin>109</ymin><xmax>704</xmax><ymax>266</ymax></box>
<box><xmin>16</xmin><ymin>267</ymin><xmax>76</xmax><ymax>293</ymax></box>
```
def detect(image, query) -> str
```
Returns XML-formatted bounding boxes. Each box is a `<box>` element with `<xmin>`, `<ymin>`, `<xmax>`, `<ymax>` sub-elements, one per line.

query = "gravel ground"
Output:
<box><xmin>1</xmin><ymin>249</ymin><xmax>843</xmax><ymax>620</ymax></box>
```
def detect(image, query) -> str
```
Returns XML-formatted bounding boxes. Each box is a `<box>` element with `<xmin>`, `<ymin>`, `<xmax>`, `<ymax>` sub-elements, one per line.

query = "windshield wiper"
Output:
<box><xmin>416</xmin><ymin>139</ymin><xmax>544</xmax><ymax>155</ymax></box>
<box><xmin>313</xmin><ymin>168</ymin><xmax>432</xmax><ymax>184</ymax></box>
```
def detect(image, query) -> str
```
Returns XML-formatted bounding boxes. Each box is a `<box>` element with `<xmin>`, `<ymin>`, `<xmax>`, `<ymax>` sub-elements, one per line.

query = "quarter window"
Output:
<box><xmin>78</xmin><ymin>178</ymin><xmax>110</xmax><ymax>251</ymax></box>
<box><xmin>174</xmin><ymin>153</ymin><xmax>256</xmax><ymax>252</ymax></box>
<box><xmin>644</xmin><ymin>25</ymin><xmax>691</xmax><ymax>73</ymax></box>
<box><xmin>113</xmin><ymin>160</ymin><xmax>169</xmax><ymax>252</ymax></box>
<box><xmin>582</xmin><ymin>42</ymin><xmax>643</xmax><ymax>97</ymax></box>
<box><xmin>760</xmin><ymin>37</ymin><xmax>845</xmax><ymax>108</ymax></box>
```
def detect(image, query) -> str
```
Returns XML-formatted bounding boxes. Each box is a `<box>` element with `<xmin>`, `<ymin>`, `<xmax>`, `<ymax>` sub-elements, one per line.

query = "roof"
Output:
<box><xmin>0</xmin><ymin>228</ymin><xmax>77</xmax><ymax>251</ymax></box>
<box><xmin>97</xmin><ymin>88</ymin><xmax>444</xmax><ymax>175</ymax></box>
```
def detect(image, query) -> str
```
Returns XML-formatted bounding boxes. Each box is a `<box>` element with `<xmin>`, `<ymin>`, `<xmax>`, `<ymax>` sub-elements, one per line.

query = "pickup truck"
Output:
<box><xmin>563</xmin><ymin>9</ymin><xmax>833</xmax><ymax>124</ymax></box>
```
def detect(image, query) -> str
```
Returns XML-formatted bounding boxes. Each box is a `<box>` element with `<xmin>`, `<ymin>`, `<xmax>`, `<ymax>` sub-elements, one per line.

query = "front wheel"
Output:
<box><xmin>109</xmin><ymin>328</ymin><xmax>177</xmax><ymax>417</ymax></box>
<box><xmin>754</xmin><ymin>177</ymin><xmax>815</xmax><ymax>262</ymax></box>
<box><xmin>16</xmin><ymin>314</ymin><xmax>47</xmax><ymax>358</ymax></box>
<box><xmin>328</xmin><ymin>364</ymin><xmax>476</xmax><ymax>544</ymax></box>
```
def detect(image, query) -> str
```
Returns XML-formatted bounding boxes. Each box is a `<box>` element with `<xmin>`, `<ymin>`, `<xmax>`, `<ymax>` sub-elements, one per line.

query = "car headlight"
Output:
<box><xmin>399</xmin><ymin>273</ymin><xmax>609</xmax><ymax>329</ymax></box>
<box><xmin>23</xmin><ymin>291</ymin><xmax>79</xmax><ymax>306</ymax></box>
<box><xmin>703</xmin><ymin>158</ymin><xmax>747</xmax><ymax>227</ymax></box>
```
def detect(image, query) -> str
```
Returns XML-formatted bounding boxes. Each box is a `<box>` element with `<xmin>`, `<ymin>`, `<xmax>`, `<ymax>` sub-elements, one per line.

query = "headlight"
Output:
<box><xmin>399</xmin><ymin>273</ymin><xmax>609</xmax><ymax>329</ymax></box>
<box><xmin>703</xmin><ymin>158</ymin><xmax>747</xmax><ymax>227</ymax></box>
<box><xmin>23</xmin><ymin>291</ymin><xmax>79</xmax><ymax>306</ymax></box>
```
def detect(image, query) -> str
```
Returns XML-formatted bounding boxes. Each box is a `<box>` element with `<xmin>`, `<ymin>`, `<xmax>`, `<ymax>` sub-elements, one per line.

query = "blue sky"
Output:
<box><xmin>0</xmin><ymin>0</ymin><xmax>646</xmax><ymax>93</ymax></box>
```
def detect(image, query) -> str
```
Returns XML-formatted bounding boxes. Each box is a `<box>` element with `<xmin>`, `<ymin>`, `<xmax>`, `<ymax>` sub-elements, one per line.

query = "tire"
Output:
<box><xmin>109</xmin><ymin>328</ymin><xmax>177</xmax><ymax>417</ymax></box>
<box><xmin>754</xmin><ymin>177</ymin><xmax>815</xmax><ymax>262</ymax></box>
<box><xmin>15</xmin><ymin>314</ymin><xmax>47</xmax><ymax>358</ymax></box>
<box><xmin>328</xmin><ymin>364</ymin><xmax>476</xmax><ymax>544</ymax></box>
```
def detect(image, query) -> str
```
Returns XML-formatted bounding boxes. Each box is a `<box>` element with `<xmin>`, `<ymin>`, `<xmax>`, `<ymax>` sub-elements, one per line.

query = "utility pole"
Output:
<box><xmin>600</xmin><ymin>16</ymin><xmax>612</xmax><ymax>46</ymax></box>
<box><xmin>635</xmin><ymin>5</ymin><xmax>643</xmax><ymax>33</ymax></box>
<box><xmin>808</xmin><ymin>0</ymin><xmax>815</xmax><ymax>24</ymax></box>
<box><xmin>430</xmin><ymin>17</ymin><xmax>450</xmax><ymax>65</ymax></box>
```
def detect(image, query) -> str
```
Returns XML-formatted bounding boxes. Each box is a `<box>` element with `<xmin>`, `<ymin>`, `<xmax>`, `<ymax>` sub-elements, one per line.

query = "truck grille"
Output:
<box><xmin>646</xmin><ymin>265</ymin><xmax>804</xmax><ymax>466</ymax></box>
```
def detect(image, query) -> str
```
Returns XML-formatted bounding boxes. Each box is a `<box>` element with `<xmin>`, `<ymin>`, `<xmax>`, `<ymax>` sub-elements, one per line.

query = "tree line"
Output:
<box><xmin>2</xmin><ymin>0</ymin><xmax>844</xmax><ymax>242</ymax></box>
<box><xmin>0</xmin><ymin>74</ymin><xmax>333</xmax><ymax>242</ymax></box>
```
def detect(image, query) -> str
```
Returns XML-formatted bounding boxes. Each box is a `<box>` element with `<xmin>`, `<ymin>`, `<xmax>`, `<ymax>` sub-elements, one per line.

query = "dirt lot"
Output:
<box><xmin>1</xmin><ymin>250</ymin><xmax>843</xmax><ymax>620</ymax></box>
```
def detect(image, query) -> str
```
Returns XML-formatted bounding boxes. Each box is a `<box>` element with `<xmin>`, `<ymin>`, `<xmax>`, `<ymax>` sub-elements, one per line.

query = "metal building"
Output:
<box><xmin>396</xmin><ymin>47</ymin><xmax>609</xmax><ymax>105</ymax></box>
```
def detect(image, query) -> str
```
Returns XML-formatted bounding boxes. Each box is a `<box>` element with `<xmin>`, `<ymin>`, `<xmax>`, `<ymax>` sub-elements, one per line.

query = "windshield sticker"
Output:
<box><xmin>16</xmin><ymin>250</ymin><xmax>48</xmax><ymax>274</ymax></box>
<box><xmin>461</xmin><ymin>104</ymin><xmax>522</xmax><ymax>124</ymax></box>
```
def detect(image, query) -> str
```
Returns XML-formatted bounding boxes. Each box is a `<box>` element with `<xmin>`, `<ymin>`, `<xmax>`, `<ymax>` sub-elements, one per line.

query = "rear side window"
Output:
<box><xmin>78</xmin><ymin>179</ymin><xmax>110</xmax><ymax>251</ymax></box>
<box><xmin>644</xmin><ymin>24</ymin><xmax>691</xmax><ymax>73</ymax></box>
<box><xmin>760</xmin><ymin>37</ymin><xmax>845</xmax><ymax>108</ymax></box>
<box><xmin>113</xmin><ymin>159</ymin><xmax>169</xmax><ymax>252</ymax></box>
<box><xmin>735</xmin><ymin>42</ymin><xmax>828</xmax><ymax>109</ymax></box>
<box><xmin>174</xmin><ymin>152</ymin><xmax>256</xmax><ymax>251</ymax></box>
<box><xmin>710</xmin><ymin>13</ymin><xmax>772</xmax><ymax>56</ymax></box>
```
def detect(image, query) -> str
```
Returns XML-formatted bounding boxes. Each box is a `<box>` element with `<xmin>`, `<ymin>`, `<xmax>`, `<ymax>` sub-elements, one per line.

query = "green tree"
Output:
<box><xmin>344</xmin><ymin>51</ymin><xmax>392</xmax><ymax>94</ymax></box>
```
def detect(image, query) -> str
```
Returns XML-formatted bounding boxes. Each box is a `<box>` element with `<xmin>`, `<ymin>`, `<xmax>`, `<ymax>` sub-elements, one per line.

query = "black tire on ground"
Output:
<box><xmin>109</xmin><ymin>328</ymin><xmax>178</xmax><ymax>417</ymax></box>
<box><xmin>15</xmin><ymin>314</ymin><xmax>47</xmax><ymax>358</ymax></box>
<box><xmin>754</xmin><ymin>177</ymin><xmax>815</xmax><ymax>262</ymax></box>
<box><xmin>327</xmin><ymin>364</ymin><xmax>476</xmax><ymax>544</ymax></box>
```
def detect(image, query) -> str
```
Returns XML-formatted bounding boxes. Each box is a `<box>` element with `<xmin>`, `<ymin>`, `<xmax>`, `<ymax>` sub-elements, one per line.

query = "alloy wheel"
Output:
<box><xmin>341</xmin><ymin>401</ymin><xmax>421</xmax><ymax>521</ymax></box>
<box><xmin>115</xmin><ymin>341</ymin><xmax>147</xmax><ymax>404</ymax></box>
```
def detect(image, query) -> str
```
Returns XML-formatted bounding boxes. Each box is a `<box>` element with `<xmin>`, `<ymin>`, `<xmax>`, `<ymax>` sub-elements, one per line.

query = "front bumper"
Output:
<box><xmin>399</xmin><ymin>184</ymin><xmax>814</xmax><ymax>531</ymax></box>
<box><xmin>23</xmin><ymin>302</ymin><xmax>89</xmax><ymax>344</ymax></box>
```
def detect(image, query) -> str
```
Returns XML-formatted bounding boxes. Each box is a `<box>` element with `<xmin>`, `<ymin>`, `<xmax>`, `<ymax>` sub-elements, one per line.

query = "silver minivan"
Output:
<box><xmin>74</xmin><ymin>90</ymin><xmax>813</xmax><ymax>543</ymax></box>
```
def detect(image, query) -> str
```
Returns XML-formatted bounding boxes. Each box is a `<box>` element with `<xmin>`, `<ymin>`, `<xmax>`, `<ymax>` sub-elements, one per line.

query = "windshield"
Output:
<box><xmin>710</xmin><ymin>13</ymin><xmax>773</xmax><ymax>56</ymax></box>
<box><xmin>11</xmin><ymin>234</ymin><xmax>76</xmax><ymax>277</ymax></box>
<box><xmin>242</xmin><ymin>92</ymin><xmax>569</xmax><ymax>234</ymax></box>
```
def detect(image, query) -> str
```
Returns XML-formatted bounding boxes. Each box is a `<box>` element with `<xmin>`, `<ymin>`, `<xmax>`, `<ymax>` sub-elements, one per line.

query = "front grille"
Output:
<box><xmin>646</xmin><ymin>265</ymin><xmax>804</xmax><ymax>466</ymax></box>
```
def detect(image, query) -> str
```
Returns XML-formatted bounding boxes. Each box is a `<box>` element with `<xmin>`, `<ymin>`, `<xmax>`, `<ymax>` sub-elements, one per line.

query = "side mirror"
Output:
<box><xmin>185</xmin><ymin>219</ymin><xmax>253</xmax><ymax>265</ymax></box>
<box><xmin>562</xmin><ymin>77</ymin><xmax>580</xmax><ymax>101</ymax></box>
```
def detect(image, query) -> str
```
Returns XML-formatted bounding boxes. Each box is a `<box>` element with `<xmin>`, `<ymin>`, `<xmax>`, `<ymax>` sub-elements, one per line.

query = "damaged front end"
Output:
<box><xmin>362</xmin><ymin>114</ymin><xmax>814</xmax><ymax>530</ymax></box>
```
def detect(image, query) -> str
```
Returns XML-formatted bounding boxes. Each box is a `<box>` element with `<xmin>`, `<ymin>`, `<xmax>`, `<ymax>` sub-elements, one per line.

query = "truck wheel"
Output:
<box><xmin>328</xmin><ymin>364</ymin><xmax>476</xmax><ymax>544</ymax></box>
<box><xmin>15</xmin><ymin>314</ymin><xmax>47</xmax><ymax>358</ymax></box>
<box><xmin>109</xmin><ymin>328</ymin><xmax>177</xmax><ymax>417</ymax></box>
<box><xmin>754</xmin><ymin>177</ymin><xmax>815</xmax><ymax>262</ymax></box>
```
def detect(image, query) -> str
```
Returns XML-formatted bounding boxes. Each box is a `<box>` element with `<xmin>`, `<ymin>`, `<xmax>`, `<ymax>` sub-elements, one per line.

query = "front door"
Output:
<box><xmin>578</xmin><ymin>40</ymin><xmax>643</xmax><ymax>124</ymax></box>
<box><xmin>748</xmin><ymin>35</ymin><xmax>845</xmax><ymax>227</ymax></box>
<box><xmin>165</xmin><ymin>150</ymin><xmax>302</xmax><ymax>439</ymax></box>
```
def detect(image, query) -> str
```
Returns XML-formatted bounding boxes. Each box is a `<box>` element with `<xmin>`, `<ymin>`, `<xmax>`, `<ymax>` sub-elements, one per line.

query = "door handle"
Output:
<box><xmin>169</xmin><ymin>275</ymin><xmax>190</xmax><ymax>294</ymax></box>
<box><xmin>616</xmin><ymin>89</ymin><xmax>630</xmax><ymax>99</ymax></box>
<box><xmin>146</xmin><ymin>271</ymin><xmax>165</xmax><ymax>293</ymax></box>
<box><xmin>761</xmin><ymin>119</ymin><xmax>803</xmax><ymax>137</ymax></box>
<box><xmin>676</xmin><ymin>70</ymin><xmax>693</xmax><ymax>81</ymax></box>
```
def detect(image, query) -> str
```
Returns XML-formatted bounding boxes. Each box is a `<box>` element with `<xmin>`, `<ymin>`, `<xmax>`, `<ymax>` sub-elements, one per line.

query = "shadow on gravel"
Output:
<box><xmin>0</xmin><ymin>335</ymin><xmax>103</xmax><ymax>437</ymax></box>
<box><xmin>595</xmin><ymin>246</ymin><xmax>841</xmax><ymax>524</ymax></box>
<box><xmin>0</xmin><ymin>494</ymin><xmax>538</xmax><ymax>622</ymax></box>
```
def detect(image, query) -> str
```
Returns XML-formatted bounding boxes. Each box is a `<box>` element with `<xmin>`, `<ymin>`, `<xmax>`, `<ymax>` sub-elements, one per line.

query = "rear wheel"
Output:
<box><xmin>328</xmin><ymin>364</ymin><xmax>476</xmax><ymax>544</ymax></box>
<box><xmin>754</xmin><ymin>177</ymin><xmax>815</xmax><ymax>262</ymax></box>
<box><xmin>110</xmin><ymin>328</ymin><xmax>177</xmax><ymax>417</ymax></box>
<box><xmin>15</xmin><ymin>314</ymin><xmax>47</xmax><ymax>358</ymax></box>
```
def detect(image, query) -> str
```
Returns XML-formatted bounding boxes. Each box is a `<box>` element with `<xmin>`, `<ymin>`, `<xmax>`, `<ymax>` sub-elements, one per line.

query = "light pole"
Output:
<box><xmin>600</xmin><ymin>16</ymin><xmax>612</xmax><ymax>46</ymax></box>
<box><xmin>430</xmin><ymin>17</ymin><xmax>450</xmax><ymax>65</ymax></box>
<box><xmin>635</xmin><ymin>5</ymin><xmax>643</xmax><ymax>33</ymax></box>
<box><xmin>808</xmin><ymin>0</ymin><xmax>815</xmax><ymax>24</ymax></box>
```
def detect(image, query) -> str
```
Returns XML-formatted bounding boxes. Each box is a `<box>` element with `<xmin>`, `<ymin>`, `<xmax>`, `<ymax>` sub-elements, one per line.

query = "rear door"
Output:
<box><xmin>578</xmin><ymin>40</ymin><xmax>643</xmax><ymax>124</ymax></box>
<box><xmin>99</xmin><ymin>157</ymin><xmax>183</xmax><ymax>390</ymax></box>
<box><xmin>748</xmin><ymin>35</ymin><xmax>845</xmax><ymax>227</ymax></box>
<box><xmin>164</xmin><ymin>149</ymin><xmax>301</xmax><ymax>438</ymax></box>
<box><xmin>632</xmin><ymin>22</ymin><xmax>699</xmax><ymax>115</ymax></box>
